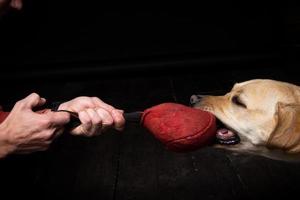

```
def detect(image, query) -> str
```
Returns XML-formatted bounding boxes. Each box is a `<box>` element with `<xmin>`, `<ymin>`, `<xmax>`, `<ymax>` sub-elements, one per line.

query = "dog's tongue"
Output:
<box><xmin>216</xmin><ymin>128</ymin><xmax>240</xmax><ymax>145</ymax></box>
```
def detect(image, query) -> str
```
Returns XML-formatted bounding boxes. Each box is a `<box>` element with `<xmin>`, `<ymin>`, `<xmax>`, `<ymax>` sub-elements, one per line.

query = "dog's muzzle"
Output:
<box><xmin>190</xmin><ymin>94</ymin><xmax>240</xmax><ymax>145</ymax></box>
<box><xmin>190</xmin><ymin>95</ymin><xmax>206</xmax><ymax>106</ymax></box>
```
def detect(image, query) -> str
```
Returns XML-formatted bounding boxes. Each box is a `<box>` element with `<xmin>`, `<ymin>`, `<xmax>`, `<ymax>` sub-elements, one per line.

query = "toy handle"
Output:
<box><xmin>53</xmin><ymin>110</ymin><xmax>143</xmax><ymax>130</ymax></box>
<box><xmin>123</xmin><ymin>112</ymin><xmax>143</xmax><ymax>123</ymax></box>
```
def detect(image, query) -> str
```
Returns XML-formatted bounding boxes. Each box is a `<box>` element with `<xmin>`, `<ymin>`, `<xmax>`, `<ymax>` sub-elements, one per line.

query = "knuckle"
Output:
<box><xmin>94</xmin><ymin>117</ymin><xmax>102</xmax><ymax>124</ymax></box>
<box><xmin>80</xmin><ymin>96</ymin><xmax>90</xmax><ymax>101</ymax></box>
<box><xmin>40</xmin><ymin>118</ymin><xmax>51</xmax><ymax>127</ymax></box>
<box><xmin>96</xmin><ymin>107</ymin><xmax>108</xmax><ymax>115</ymax></box>
<box><xmin>79</xmin><ymin>97</ymin><xmax>94</xmax><ymax>107</ymax></box>
<box><xmin>79</xmin><ymin>96</ymin><xmax>88</xmax><ymax>99</ymax></box>
<box><xmin>114</xmin><ymin>116</ymin><xmax>125</xmax><ymax>129</ymax></box>
<box><xmin>87</xmin><ymin>108</ymin><xmax>95</xmax><ymax>113</ymax></box>
<box><xmin>15</xmin><ymin>100</ymin><xmax>24</xmax><ymax>107</ymax></box>
<box><xmin>85</xmin><ymin>118</ymin><xmax>92</xmax><ymax>125</ymax></box>
<box><xmin>104</xmin><ymin>118</ymin><xmax>114</xmax><ymax>126</ymax></box>
<box><xmin>92</xmin><ymin>97</ymin><xmax>101</xmax><ymax>102</ymax></box>
<box><xmin>29</xmin><ymin>93</ymin><xmax>40</xmax><ymax>102</ymax></box>
<box><xmin>43</xmin><ymin>131</ymin><xmax>54</xmax><ymax>140</ymax></box>
<box><xmin>79</xmin><ymin>112</ymin><xmax>91</xmax><ymax>124</ymax></box>
<box><xmin>31</xmin><ymin>92</ymin><xmax>40</xmax><ymax>99</ymax></box>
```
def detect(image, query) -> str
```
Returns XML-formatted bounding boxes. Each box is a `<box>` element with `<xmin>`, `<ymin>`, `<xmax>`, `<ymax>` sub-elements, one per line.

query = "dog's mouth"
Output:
<box><xmin>215</xmin><ymin>119</ymin><xmax>240</xmax><ymax>145</ymax></box>
<box><xmin>197</xmin><ymin>106</ymin><xmax>241</xmax><ymax>145</ymax></box>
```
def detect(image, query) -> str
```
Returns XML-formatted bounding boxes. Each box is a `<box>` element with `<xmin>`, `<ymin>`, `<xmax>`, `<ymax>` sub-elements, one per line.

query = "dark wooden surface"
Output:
<box><xmin>1</xmin><ymin>68</ymin><xmax>300</xmax><ymax>200</ymax></box>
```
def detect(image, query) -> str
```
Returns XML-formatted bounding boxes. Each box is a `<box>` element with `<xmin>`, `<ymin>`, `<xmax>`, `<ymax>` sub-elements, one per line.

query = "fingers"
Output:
<box><xmin>25</xmin><ymin>93</ymin><xmax>46</xmax><ymax>109</ymax></box>
<box><xmin>87</xmin><ymin>108</ymin><xmax>103</xmax><ymax>125</ymax></box>
<box><xmin>91</xmin><ymin>97</ymin><xmax>115</xmax><ymax>112</ymax></box>
<box><xmin>111</xmin><ymin>109</ymin><xmax>125</xmax><ymax>131</ymax></box>
<box><xmin>61</xmin><ymin>96</ymin><xmax>126</xmax><ymax>136</ymax></box>
<box><xmin>95</xmin><ymin>108</ymin><xmax>113</xmax><ymax>127</ymax></box>
<box><xmin>45</xmin><ymin>111</ymin><xmax>71</xmax><ymax>127</ymax></box>
<box><xmin>91</xmin><ymin>97</ymin><xmax>125</xmax><ymax>131</ymax></box>
<box><xmin>85</xmin><ymin>109</ymin><xmax>104</xmax><ymax>136</ymax></box>
<box><xmin>72</xmin><ymin>110</ymin><xmax>94</xmax><ymax>137</ymax></box>
<box><xmin>4</xmin><ymin>93</ymin><xmax>71</xmax><ymax>156</ymax></box>
<box><xmin>16</xmin><ymin>93</ymin><xmax>46</xmax><ymax>110</ymax></box>
<box><xmin>71</xmin><ymin>108</ymin><xmax>116</xmax><ymax>137</ymax></box>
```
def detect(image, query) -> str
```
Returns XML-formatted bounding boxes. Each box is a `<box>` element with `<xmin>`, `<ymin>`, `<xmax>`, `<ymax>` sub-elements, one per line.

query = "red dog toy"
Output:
<box><xmin>0</xmin><ymin>103</ymin><xmax>217</xmax><ymax>152</ymax></box>
<box><xmin>140</xmin><ymin>103</ymin><xmax>217</xmax><ymax>152</ymax></box>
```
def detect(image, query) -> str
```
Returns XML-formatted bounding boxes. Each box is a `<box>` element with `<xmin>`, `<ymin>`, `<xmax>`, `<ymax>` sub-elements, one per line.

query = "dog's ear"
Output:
<box><xmin>267</xmin><ymin>102</ymin><xmax>300</xmax><ymax>153</ymax></box>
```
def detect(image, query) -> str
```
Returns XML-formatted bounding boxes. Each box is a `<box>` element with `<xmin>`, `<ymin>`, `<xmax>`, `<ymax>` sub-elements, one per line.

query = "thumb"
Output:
<box><xmin>46</xmin><ymin>111</ymin><xmax>71</xmax><ymax>127</ymax></box>
<box><xmin>22</xmin><ymin>93</ymin><xmax>46</xmax><ymax>110</ymax></box>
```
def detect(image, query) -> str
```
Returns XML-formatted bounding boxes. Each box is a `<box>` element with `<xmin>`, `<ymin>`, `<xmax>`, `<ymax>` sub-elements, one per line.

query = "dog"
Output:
<box><xmin>190</xmin><ymin>79</ymin><xmax>300</xmax><ymax>161</ymax></box>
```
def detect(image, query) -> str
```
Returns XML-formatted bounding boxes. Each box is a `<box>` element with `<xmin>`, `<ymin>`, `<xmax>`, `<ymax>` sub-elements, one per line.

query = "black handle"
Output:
<box><xmin>54</xmin><ymin>110</ymin><xmax>81</xmax><ymax>130</ymax></box>
<box><xmin>123</xmin><ymin>112</ymin><xmax>143</xmax><ymax>123</ymax></box>
<box><xmin>53</xmin><ymin>110</ymin><xmax>143</xmax><ymax>130</ymax></box>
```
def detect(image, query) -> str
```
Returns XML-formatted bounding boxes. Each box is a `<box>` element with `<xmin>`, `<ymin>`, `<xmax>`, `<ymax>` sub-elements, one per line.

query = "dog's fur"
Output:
<box><xmin>192</xmin><ymin>79</ymin><xmax>300</xmax><ymax>161</ymax></box>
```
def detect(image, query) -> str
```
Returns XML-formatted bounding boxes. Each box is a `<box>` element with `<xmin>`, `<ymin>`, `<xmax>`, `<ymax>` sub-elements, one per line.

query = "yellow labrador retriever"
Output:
<box><xmin>191</xmin><ymin>79</ymin><xmax>300</xmax><ymax>161</ymax></box>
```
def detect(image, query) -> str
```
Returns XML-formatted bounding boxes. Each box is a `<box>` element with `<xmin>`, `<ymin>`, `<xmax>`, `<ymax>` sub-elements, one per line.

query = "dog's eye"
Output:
<box><xmin>232</xmin><ymin>96</ymin><xmax>247</xmax><ymax>108</ymax></box>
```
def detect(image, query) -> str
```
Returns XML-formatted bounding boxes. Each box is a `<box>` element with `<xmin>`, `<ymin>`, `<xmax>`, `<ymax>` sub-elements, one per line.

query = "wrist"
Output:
<box><xmin>0</xmin><ymin>124</ymin><xmax>15</xmax><ymax>159</ymax></box>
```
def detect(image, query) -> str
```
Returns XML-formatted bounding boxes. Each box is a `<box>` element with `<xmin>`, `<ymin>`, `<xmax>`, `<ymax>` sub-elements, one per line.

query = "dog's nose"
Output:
<box><xmin>190</xmin><ymin>95</ymin><xmax>205</xmax><ymax>105</ymax></box>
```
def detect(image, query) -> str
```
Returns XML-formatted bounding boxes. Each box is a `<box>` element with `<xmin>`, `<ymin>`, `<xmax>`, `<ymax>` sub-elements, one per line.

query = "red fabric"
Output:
<box><xmin>141</xmin><ymin>103</ymin><xmax>216</xmax><ymax>152</ymax></box>
<box><xmin>0</xmin><ymin>111</ymin><xmax>10</xmax><ymax>124</ymax></box>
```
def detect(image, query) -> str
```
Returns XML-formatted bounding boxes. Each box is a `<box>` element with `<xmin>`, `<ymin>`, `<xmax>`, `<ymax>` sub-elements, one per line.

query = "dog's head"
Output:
<box><xmin>191</xmin><ymin>79</ymin><xmax>300</xmax><ymax>155</ymax></box>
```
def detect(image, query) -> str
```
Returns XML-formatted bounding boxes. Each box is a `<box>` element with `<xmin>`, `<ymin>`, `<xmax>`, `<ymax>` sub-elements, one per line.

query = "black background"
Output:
<box><xmin>0</xmin><ymin>1</ymin><xmax>288</xmax><ymax>78</ymax></box>
<box><xmin>1</xmin><ymin>1</ymin><xmax>300</xmax><ymax>200</ymax></box>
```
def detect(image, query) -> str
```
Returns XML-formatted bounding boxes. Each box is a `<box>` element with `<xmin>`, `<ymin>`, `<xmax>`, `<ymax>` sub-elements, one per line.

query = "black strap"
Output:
<box><xmin>50</xmin><ymin>102</ymin><xmax>82</xmax><ymax>130</ymax></box>
<box><xmin>50</xmin><ymin>102</ymin><xmax>62</xmax><ymax>112</ymax></box>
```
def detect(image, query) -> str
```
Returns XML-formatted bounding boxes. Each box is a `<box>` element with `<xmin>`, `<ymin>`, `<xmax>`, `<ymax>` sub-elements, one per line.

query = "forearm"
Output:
<box><xmin>0</xmin><ymin>123</ymin><xmax>14</xmax><ymax>159</ymax></box>
<box><xmin>0</xmin><ymin>111</ymin><xmax>11</xmax><ymax>158</ymax></box>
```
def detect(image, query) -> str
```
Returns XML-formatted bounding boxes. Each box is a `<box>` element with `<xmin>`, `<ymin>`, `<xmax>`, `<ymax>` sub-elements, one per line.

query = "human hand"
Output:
<box><xmin>58</xmin><ymin>97</ymin><xmax>125</xmax><ymax>137</ymax></box>
<box><xmin>0</xmin><ymin>93</ymin><xmax>70</xmax><ymax>158</ymax></box>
